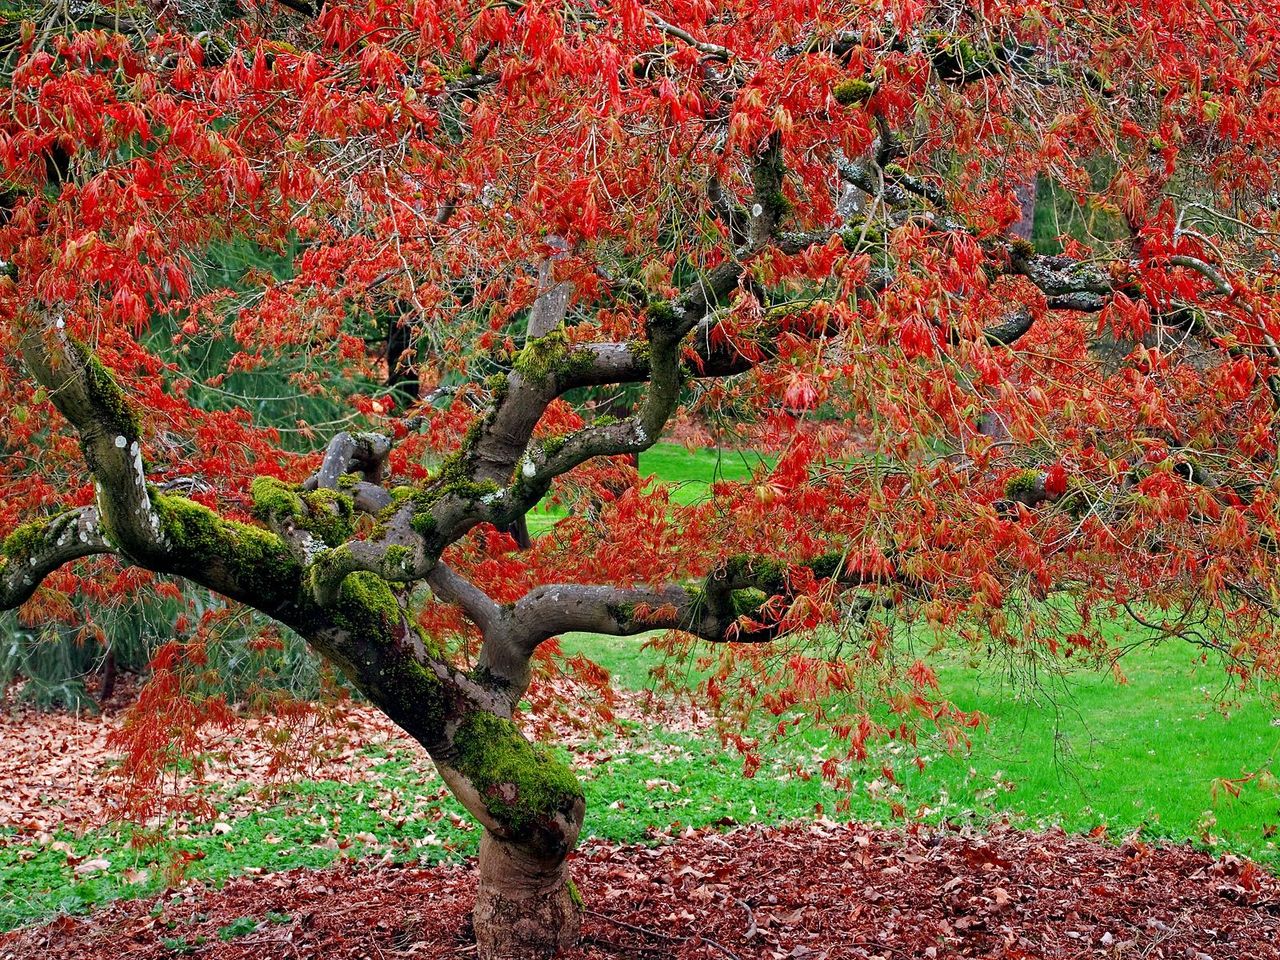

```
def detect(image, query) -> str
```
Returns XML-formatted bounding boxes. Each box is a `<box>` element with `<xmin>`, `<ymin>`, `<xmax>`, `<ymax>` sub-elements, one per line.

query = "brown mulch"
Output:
<box><xmin>5</xmin><ymin>820</ymin><xmax>1280</xmax><ymax>959</ymax></box>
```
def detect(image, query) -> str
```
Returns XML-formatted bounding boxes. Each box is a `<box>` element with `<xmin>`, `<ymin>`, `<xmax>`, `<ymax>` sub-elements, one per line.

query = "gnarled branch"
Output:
<box><xmin>0</xmin><ymin>507</ymin><xmax>112</xmax><ymax>609</ymax></box>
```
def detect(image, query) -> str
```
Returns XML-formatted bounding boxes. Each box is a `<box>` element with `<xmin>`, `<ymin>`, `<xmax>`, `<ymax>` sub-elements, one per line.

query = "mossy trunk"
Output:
<box><xmin>432</xmin><ymin>708</ymin><xmax>586</xmax><ymax>959</ymax></box>
<box><xmin>473</xmin><ymin>830</ymin><xmax>582</xmax><ymax>960</ymax></box>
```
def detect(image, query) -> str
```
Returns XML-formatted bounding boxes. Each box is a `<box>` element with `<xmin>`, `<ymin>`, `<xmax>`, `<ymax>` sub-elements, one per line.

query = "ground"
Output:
<box><xmin>5</xmin><ymin>821</ymin><xmax>1280</xmax><ymax>959</ymax></box>
<box><xmin>3</xmin><ymin>444</ymin><xmax>1280</xmax><ymax>954</ymax></box>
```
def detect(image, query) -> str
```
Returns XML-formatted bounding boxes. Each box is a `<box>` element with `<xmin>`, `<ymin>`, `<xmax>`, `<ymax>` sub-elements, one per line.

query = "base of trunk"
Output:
<box><xmin>473</xmin><ymin>832</ymin><xmax>581</xmax><ymax>960</ymax></box>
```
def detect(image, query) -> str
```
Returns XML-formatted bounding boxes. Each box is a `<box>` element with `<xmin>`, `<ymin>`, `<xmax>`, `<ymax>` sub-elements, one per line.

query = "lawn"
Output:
<box><xmin>524</xmin><ymin>441</ymin><xmax>770</xmax><ymax>535</ymax></box>
<box><xmin>3</xmin><ymin>443</ymin><xmax>1280</xmax><ymax>932</ymax></box>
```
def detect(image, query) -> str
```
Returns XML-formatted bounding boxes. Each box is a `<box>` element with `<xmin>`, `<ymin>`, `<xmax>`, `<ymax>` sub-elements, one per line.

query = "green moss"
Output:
<box><xmin>329</xmin><ymin>570</ymin><xmax>401</xmax><ymax>637</ymax></box>
<box><xmin>513</xmin><ymin>330</ymin><xmax>568</xmax><ymax>383</ymax></box>
<box><xmin>566</xmin><ymin>878</ymin><xmax>584</xmax><ymax>909</ymax></box>
<box><xmin>730</xmin><ymin>587</ymin><xmax>768</xmax><ymax>618</ymax></box>
<box><xmin>838</xmin><ymin>225</ymin><xmax>884</xmax><ymax>251</ymax></box>
<box><xmin>251</xmin><ymin>476</ymin><xmax>304</xmax><ymax>522</ymax></box>
<box><xmin>409</xmin><ymin>510</ymin><xmax>437</xmax><ymax>537</ymax></box>
<box><xmin>391</xmin><ymin>655</ymin><xmax>445</xmax><ymax>716</ymax></box>
<box><xmin>646</xmin><ymin>301</ymin><xmax>678</xmax><ymax>326</ymax></box>
<box><xmin>512</xmin><ymin>330</ymin><xmax>595</xmax><ymax>385</ymax></box>
<box><xmin>485</xmin><ymin>372</ymin><xmax>509</xmax><ymax>398</ymax></box>
<box><xmin>1004</xmin><ymin>469</ymin><xmax>1042</xmax><ymax>500</ymax></box>
<box><xmin>925</xmin><ymin>32</ymin><xmax>995</xmax><ymax>81</ymax></box>
<box><xmin>152</xmin><ymin>493</ymin><xmax>301</xmax><ymax>601</ymax></box>
<box><xmin>1009</xmin><ymin>237</ymin><xmax>1036</xmax><ymax>260</ymax></box>
<box><xmin>453</xmin><ymin>711</ymin><xmax>582</xmax><ymax>834</ymax></box>
<box><xmin>300</xmin><ymin>488</ymin><xmax>356</xmax><ymax>546</ymax></box>
<box><xmin>442</xmin><ymin>476</ymin><xmax>501</xmax><ymax>503</ymax></box>
<box><xmin>251</xmin><ymin>478</ymin><xmax>355</xmax><ymax>547</ymax></box>
<box><xmin>832</xmin><ymin>78</ymin><xmax>875</xmax><ymax>106</ymax></box>
<box><xmin>805</xmin><ymin>552</ymin><xmax>845</xmax><ymax>581</ymax></box>
<box><xmin>540</xmin><ymin>435</ymin><xmax>567</xmax><ymax>459</ymax></box>
<box><xmin>607</xmin><ymin>600</ymin><xmax>638</xmax><ymax>625</ymax></box>
<box><xmin>1</xmin><ymin>512</ymin><xmax>69</xmax><ymax>562</ymax></box>
<box><xmin>374</xmin><ymin>488</ymin><xmax>437</xmax><ymax>539</ymax></box>
<box><xmin>724</xmin><ymin>554</ymin><xmax>787</xmax><ymax>592</ymax></box>
<box><xmin>383</xmin><ymin>544</ymin><xmax>413</xmax><ymax>575</ymax></box>
<box><xmin>69</xmin><ymin>339</ymin><xmax>140</xmax><ymax>441</ymax></box>
<box><xmin>762</xmin><ymin>188</ymin><xmax>793</xmax><ymax>220</ymax></box>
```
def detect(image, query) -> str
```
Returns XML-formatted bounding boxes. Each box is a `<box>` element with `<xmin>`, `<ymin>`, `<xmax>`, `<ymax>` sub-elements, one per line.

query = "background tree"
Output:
<box><xmin>4</xmin><ymin>1</ymin><xmax>1280</xmax><ymax>957</ymax></box>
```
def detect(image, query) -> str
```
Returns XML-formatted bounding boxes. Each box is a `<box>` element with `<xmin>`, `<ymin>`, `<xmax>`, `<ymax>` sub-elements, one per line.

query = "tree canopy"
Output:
<box><xmin>3</xmin><ymin>0</ymin><xmax>1280</xmax><ymax>956</ymax></box>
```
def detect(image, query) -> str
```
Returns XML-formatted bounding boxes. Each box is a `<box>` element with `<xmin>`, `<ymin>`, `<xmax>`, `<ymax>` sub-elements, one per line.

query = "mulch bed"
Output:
<box><xmin>5</xmin><ymin>820</ymin><xmax>1279</xmax><ymax>959</ymax></box>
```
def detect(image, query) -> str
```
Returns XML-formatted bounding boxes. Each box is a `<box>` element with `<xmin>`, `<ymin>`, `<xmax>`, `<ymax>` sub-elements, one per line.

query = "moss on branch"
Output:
<box><xmin>511</xmin><ymin>330</ymin><xmax>595</xmax><ymax>385</ymax></box>
<box><xmin>832</xmin><ymin>77</ymin><xmax>875</xmax><ymax>106</ymax></box>
<box><xmin>454</xmin><ymin>711</ymin><xmax>583</xmax><ymax>835</ymax></box>
<box><xmin>68</xmin><ymin>338</ymin><xmax>141</xmax><ymax>441</ymax></box>
<box><xmin>152</xmin><ymin>492</ymin><xmax>302</xmax><ymax>602</ymax></box>
<box><xmin>1004</xmin><ymin>469</ymin><xmax>1043</xmax><ymax>500</ymax></box>
<box><xmin>329</xmin><ymin>570</ymin><xmax>400</xmax><ymax>636</ymax></box>
<box><xmin>251</xmin><ymin>477</ymin><xmax>356</xmax><ymax>547</ymax></box>
<box><xmin>1</xmin><ymin>511</ymin><xmax>73</xmax><ymax>563</ymax></box>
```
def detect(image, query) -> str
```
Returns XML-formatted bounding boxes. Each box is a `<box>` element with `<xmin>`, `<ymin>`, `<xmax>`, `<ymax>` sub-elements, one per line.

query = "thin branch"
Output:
<box><xmin>428</xmin><ymin>563</ymin><xmax>503</xmax><ymax>637</ymax></box>
<box><xmin>645</xmin><ymin>10</ymin><xmax>731</xmax><ymax>61</ymax></box>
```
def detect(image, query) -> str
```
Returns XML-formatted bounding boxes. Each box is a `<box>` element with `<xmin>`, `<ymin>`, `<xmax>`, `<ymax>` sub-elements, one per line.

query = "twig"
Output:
<box><xmin>585</xmin><ymin>908</ymin><xmax>745</xmax><ymax>958</ymax></box>
<box><xmin>645</xmin><ymin>11</ymin><xmax>731</xmax><ymax>61</ymax></box>
<box><xmin>582</xmin><ymin>936</ymin><xmax>668</xmax><ymax>955</ymax></box>
<box><xmin>585</xmin><ymin>910</ymin><xmax>680</xmax><ymax>941</ymax></box>
<box><xmin>700</xmin><ymin>936</ymin><xmax>745</xmax><ymax>960</ymax></box>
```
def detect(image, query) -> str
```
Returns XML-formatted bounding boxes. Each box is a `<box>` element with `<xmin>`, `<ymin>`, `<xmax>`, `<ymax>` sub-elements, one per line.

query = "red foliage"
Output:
<box><xmin>3</xmin><ymin>0</ymin><xmax>1280</xmax><ymax>799</ymax></box>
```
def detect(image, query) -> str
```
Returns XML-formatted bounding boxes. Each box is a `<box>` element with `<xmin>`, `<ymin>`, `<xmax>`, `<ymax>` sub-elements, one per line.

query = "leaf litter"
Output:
<box><xmin>5</xmin><ymin>820</ymin><xmax>1280</xmax><ymax>959</ymax></box>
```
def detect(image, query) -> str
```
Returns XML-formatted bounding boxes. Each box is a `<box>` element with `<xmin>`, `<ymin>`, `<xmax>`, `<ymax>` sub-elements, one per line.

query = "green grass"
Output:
<box><xmin>0</xmin><ymin>720</ymin><xmax>844</xmax><ymax>930</ymax></box>
<box><xmin>559</xmin><ymin>629</ymin><xmax>1280</xmax><ymax>858</ymax></box>
<box><xmin>916</xmin><ymin>641</ymin><xmax>1280</xmax><ymax>850</ymax></box>
<box><xmin>525</xmin><ymin>442</ymin><xmax>769</xmax><ymax>535</ymax></box>
<box><xmin>5</xmin><ymin>443</ymin><xmax>1280</xmax><ymax>931</ymax></box>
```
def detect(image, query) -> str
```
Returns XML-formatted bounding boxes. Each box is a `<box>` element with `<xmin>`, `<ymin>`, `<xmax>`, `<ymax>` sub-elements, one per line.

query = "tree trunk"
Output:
<box><xmin>473</xmin><ymin>831</ymin><xmax>582</xmax><ymax>960</ymax></box>
<box><xmin>98</xmin><ymin>646</ymin><xmax>116</xmax><ymax>703</ymax></box>
<box><xmin>1011</xmin><ymin>175</ymin><xmax>1039</xmax><ymax>241</ymax></box>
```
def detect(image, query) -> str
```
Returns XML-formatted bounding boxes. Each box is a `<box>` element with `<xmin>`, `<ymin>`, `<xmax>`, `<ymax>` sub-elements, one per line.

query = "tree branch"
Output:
<box><xmin>645</xmin><ymin>10</ymin><xmax>731</xmax><ymax>62</ymax></box>
<box><xmin>0</xmin><ymin>507</ymin><xmax>113</xmax><ymax>609</ymax></box>
<box><xmin>499</xmin><ymin>552</ymin><xmax>892</xmax><ymax>656</ymax></box>
<box><xmin>18</xmin><ymin>317</ymin><xmax>165</xmax><ymax>564</ymax></box>
<box><xmin>429</xmin><ymin>562</ymin><xmax>503</xmax><ymax>637</ymax></box>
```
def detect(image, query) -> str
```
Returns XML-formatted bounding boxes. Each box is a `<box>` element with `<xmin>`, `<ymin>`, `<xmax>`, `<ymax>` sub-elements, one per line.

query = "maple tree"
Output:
<box><xmin>4</xmin><ymin>0</ymin><xmax>1280</xmax><ymax>956</ymax></box>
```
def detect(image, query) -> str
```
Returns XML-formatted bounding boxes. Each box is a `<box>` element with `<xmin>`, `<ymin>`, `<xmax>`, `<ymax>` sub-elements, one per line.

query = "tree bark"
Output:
<box><xmin>473</xmin><ymin>831</ymin><xmax>582</xmax><ymax>960</ymax></box>
<box><xmin>98</xmin><ymin>646</ymin><xmax>116</xmax><ymax>703</ymax></box>
<box><xmin>1010</xmin><ymin>176</ymin><xmax>1039</xmax><ymax>241</ymax></box>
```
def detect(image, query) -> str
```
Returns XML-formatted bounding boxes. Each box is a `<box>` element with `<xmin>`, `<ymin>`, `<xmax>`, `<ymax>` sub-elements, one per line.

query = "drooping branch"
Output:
<box><xmin>18</xmin><ymin>317</ymin><xmax>166</xmax><ymax>565</ymax></box>
<box><xmin>4</xmin><ymin>329</ymin><xmax>482</xmax><ymax>780</ymax></box>
<box><xmin>0</xmin><ymin>507</ymin><xmax>113</xmax><ymax>609</ymax></box>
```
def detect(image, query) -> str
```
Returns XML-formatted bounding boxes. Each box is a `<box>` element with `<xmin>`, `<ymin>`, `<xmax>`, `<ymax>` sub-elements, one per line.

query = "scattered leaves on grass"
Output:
<box><xmin>0</xmin><ymin>680</ymin><xmax>705</xmax><ymax>838</ymax></box>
